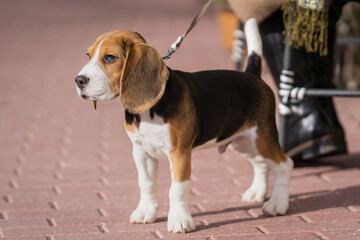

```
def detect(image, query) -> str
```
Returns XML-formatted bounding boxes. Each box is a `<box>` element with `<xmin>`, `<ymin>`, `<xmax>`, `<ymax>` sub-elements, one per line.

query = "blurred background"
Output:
<box><xmin>0</xmin><ymin>0</ymin><xmax>231</xmax><ymax>161</ymax></box>
<box><xmin>0</xmin><ymin>0</ymin><xmax>359</xmax><ymax>154</ymax></box>
<box><xmin>0</xmin><ymin>1</ymin><xmax>359</xmax><ymax>238</ymax></box>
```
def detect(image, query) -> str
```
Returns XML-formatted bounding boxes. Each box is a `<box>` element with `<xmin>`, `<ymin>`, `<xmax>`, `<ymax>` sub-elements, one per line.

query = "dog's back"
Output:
<box><xmin>163</xmin><ymin>69</ymin><xmax>272</xmax><ymax>149</ymax></box>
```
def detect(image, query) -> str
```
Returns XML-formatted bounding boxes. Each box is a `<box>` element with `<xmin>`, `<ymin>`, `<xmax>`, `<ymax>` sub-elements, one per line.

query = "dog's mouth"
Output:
<box><xmin>77</xmin><ymin>85</ymin><xmax>119</xmax><ymax>111</ymax></box>
<box><xmin>80</xmin><ymin>93</ymin><xmax>88</xmax><ymax>99</ymax></box>
<box><xmin>81</xmin><ymin>95</ymin><xmax>97</xmax><ymax>111</ymax></box>
<box><xmin>77</xmin><ymin>89</ymin><xmax>97</xmax><ymax>111</ymax></box>
<box><xmin>76</xmin><ymin>86</ymin><xmax>89</xmax><ymax>100</ymax></box>
<box><xmin>78</xmin><ymin>90</ymin><xmax>96</xmax><ymax>101</ymax></box>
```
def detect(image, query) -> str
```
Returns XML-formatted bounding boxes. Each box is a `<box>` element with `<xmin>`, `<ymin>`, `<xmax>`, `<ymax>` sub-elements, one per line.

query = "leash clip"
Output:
<box><xmin>162</xmin><ymin>0</ymin><xmax>213</xmax><ymax>61</ymax></box>
<box><xmin>162</xmin><ymin>36</ymin><xmax>184</xmax><ymax>60</ymax></box>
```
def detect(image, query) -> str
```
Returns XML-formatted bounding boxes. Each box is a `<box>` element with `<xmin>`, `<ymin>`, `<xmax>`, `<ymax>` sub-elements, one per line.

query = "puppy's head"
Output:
<box><xmin>75</xmin><ymin>30</ymin><xmax>169</xmax><ymax>114</ymax></box>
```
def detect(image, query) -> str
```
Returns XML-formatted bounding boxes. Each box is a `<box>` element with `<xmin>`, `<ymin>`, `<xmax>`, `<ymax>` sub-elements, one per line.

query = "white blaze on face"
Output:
<box><xmin>76</xmin><ymin>38</ymin><xmax>115</xmax><ymax>100</ymax></box>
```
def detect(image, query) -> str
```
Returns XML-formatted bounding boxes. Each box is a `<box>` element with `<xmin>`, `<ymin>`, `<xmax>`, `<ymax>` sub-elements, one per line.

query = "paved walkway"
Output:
<box><xmin>0</xmin><ymin>0</ymin><xmax>359</xmax><ymax>239</ymax></box>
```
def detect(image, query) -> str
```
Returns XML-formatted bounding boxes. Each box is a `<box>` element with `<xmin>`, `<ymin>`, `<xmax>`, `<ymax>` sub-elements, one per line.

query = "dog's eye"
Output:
<box><xmin>104</xmin><ymin>55</ymin><xmax>119</xmax><ymax>64</ymax></box>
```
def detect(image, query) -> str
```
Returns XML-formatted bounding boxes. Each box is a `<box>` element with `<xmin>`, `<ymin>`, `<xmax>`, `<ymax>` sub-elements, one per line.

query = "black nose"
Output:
<box><xmin>75</xmin><ymin>75</ymin><xmax>89</xmax><ymax>88</ymax></box>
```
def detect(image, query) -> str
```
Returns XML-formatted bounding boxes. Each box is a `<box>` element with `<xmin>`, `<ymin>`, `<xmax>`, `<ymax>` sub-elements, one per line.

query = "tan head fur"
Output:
<box><xmin>78</xmin><ymin>30</ymin><xmax>169</xmax><ymax>113</ymax></box>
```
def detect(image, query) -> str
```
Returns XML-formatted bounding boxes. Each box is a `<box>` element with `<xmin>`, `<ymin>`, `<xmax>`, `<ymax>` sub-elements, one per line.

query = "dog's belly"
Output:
<box><xmin>192</xmin><ymin>136</ymin><xmax>233</xmax><ymax>152</ymax></box>
<box><xmin>192</xmin><ymin>126</ymin><xmax>257</xmax><ymax>153</ymax></box>
<box><xmin>126</xmin><ymin>112</ymin><xmax>171</xmax><ymax>161</ymax></box>
<box><xmin>126</xmin><ymin>110</ymin><xmax>259</xmax><ymax>159</ymax></box>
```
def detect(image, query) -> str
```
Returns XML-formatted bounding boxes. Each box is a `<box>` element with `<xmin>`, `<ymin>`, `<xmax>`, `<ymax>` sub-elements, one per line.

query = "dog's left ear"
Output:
<box><xmin>120</xmin><ymin>41</ymin><xmax>169</xmax><ymax>114</ymax></box>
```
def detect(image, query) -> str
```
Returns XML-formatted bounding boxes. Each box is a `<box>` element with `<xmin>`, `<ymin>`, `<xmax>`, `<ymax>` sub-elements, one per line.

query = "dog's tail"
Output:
<box><xmin>244</xmin><ymin>18</ymin><xmax>262</xmax><ymax>77</ymax></box>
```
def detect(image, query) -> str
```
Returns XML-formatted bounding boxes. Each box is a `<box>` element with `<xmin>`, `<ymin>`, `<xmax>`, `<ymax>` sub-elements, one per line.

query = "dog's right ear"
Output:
<box><xmin>119</xmin><ymin>41</ymin><xmax>169</xmax><ymax>114</ymax></box>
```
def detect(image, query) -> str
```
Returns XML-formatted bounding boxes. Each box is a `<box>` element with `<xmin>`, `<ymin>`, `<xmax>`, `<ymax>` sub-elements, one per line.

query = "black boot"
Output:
<box><xmin>285</xmin><ymin>98</ymin><xmax>347</xmax><ymax>160</ymax></box>
<box><xmin>259</xmin><ymin>10</ymin><xmax>347</xmax><ymax>161</ymax></box>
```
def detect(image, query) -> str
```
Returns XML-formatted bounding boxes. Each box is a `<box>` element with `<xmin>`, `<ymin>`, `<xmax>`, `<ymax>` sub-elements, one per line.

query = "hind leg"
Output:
<box><xmin>255</xmin><ymin>129</ymin><xmax>294</xmax><ymax>216</ymax></box>
<box><xmin>242</xmin><ymin>155</ymin><xmax>269</xmax><ymax>203</ymax></box>
<box><xmin>231</xmin><ymin>126</ymin><xmax>293</xmax><ymax>215</ymax></box>
<box><xmin>230</xmin><ymin>133</ymin><xmax>269</xmax><ymax>203</ymax></box>
<box><xmin>262</xmin><ymin>156</ymin><xmax>293</xmax><ymax>216</ymax></box>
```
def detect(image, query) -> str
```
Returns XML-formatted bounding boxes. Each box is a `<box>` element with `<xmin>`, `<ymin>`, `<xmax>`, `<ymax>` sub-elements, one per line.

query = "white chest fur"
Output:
<box><xmin>126</xmin><ymin>111</ymin><xmax>172</xmax><ymax>161</ymax></box>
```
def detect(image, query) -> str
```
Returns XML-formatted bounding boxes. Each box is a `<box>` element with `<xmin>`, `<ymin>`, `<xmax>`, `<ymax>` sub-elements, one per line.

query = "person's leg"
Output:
<box><xmin>259</xmin><ymin>10</ymin><xmax>347</xmax><ymax>161</ymax></box>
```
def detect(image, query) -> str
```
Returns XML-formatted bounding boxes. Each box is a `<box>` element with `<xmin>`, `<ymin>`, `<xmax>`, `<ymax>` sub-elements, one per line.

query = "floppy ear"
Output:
<box><xmin>120</xmin><ymin>42</ymin><xmax>169</xmax><ymax>114</ymax></box>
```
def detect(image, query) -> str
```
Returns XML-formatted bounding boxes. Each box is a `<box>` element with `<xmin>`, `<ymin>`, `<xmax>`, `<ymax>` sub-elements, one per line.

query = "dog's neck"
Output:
<box><xmin>125</xmin><ymin>67</ymin><xmax>184</xmax><ymax>124</ymax></box>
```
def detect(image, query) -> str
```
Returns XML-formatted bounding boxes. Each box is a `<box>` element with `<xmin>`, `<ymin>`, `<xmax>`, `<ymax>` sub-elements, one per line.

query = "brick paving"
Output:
<box><xmin>0</xmin><ymin>0</ymin><xmax>360</xmax><ymax>239</ymax></box>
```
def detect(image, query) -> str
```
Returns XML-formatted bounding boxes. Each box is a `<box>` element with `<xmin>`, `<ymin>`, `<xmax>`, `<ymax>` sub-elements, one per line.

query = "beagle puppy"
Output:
<box><xmin>75</xmin><ymin>18</ymin><xmax>293</xmax><ymax>233</ymax></box>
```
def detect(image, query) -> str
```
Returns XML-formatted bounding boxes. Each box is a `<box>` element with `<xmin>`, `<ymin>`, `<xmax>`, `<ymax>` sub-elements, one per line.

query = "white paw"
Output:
<box><xmin>262</xmin><ymin>194</ymin><xmax>289</xmax><ymax>216</ymax></box>
<box><xmin>262</xmin><ymin>159</ymin><xmax>292</xmax><ymax>216</ymax></box>
<box><xmin>130</xmin><ymin>202</ymin><xmax>158</xmax><ymax>224</ymax></box>
<box><xmin>242</xmin><ymin>186</ymin><xmax>266</xmax><ymax>203</ymax></box>
<box><xmin>167</xmin><ymin>208</ymin><xmax>195</xmax><ymax>233</ymax></box>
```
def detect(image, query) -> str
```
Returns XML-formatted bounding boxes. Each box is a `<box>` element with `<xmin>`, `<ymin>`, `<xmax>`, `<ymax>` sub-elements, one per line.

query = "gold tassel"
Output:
<box><xmin>282</xmin><ymin>0</ymin><xmax>330</xmax><ymax>56</ymax></box>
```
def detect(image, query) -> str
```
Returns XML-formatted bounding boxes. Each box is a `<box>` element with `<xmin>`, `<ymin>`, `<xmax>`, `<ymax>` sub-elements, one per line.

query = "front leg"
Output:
<box><xmin>130</xmin><ymin>144</ymin><xmax>159</xmax><ymax>224</ymax></box>
<box><xmin>167</xmin><ymin>150</ymin><xmax>195</xmax><ymax>233</ymax></box>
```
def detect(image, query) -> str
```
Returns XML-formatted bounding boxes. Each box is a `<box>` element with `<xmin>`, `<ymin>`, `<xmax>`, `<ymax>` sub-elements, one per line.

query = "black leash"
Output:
<box><xmin>162</xmin><ymin>0</ymin><xmax>213</xmax><ymax>61</ymax></box>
